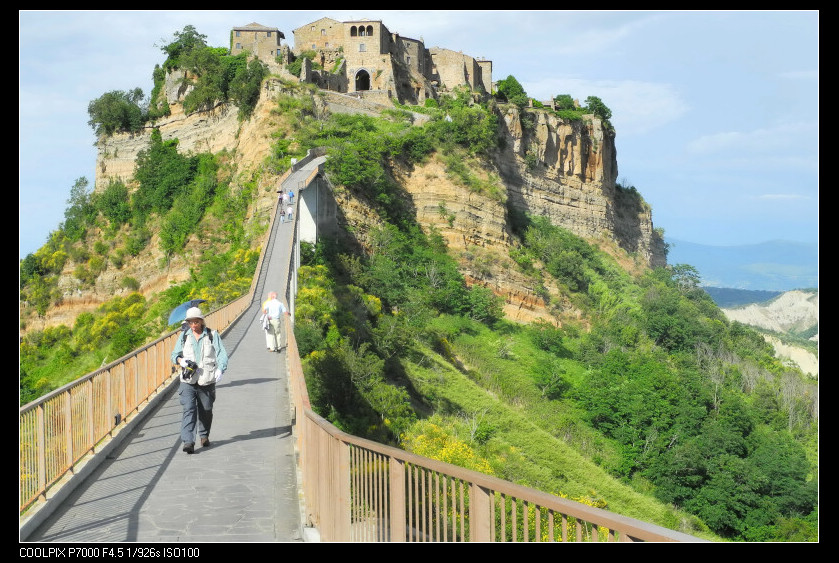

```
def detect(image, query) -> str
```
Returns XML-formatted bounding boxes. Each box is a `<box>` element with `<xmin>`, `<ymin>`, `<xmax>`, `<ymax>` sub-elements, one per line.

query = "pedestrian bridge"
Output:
<box><xmin>20</xmin><ymin>153</ymin><xmax>703</xmax><ymax>543</ymax></box>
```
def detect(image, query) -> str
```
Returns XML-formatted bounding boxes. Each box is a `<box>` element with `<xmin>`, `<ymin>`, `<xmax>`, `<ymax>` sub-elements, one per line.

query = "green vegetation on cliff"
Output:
<box><xmin>280</xmin><ymin>91</ymin><xmax>816</xmax><ymax>541</ymax></box>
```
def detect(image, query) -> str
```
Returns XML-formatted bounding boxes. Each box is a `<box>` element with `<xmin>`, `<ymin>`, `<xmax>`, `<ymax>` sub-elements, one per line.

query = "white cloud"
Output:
<box><xmin>686</xmin><ymin>121</ymin><xmax>819</xmax><ymax>155</ymax></box>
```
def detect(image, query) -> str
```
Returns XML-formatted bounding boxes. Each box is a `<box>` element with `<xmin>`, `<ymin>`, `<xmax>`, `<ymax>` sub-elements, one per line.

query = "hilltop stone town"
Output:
<box><xmin>231</xmin><ymin>17</ymin><xmax>493</xmax><ymax>106</ymax></box>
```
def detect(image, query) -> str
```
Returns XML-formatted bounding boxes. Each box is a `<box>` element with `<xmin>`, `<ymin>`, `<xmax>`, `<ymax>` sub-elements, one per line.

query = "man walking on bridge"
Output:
<box><xmin>172</xmin><ymin>307</ymin><xmax>228</xmax><ymax>454</ymax></box>
<box><xmin>263</xmin><ymin>292</ymin><xmax>289</xmax><ymax>352</ymax></box>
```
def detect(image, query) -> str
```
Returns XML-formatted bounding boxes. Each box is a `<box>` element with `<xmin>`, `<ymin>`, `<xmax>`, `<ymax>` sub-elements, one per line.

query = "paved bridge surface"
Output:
<box><xmin>24</xmin><ymin>159</ymin><xmax>327</xmax><ymax>543</ymax></box>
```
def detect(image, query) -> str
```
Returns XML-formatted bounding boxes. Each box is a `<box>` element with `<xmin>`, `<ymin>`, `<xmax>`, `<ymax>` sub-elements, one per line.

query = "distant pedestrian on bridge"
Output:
<box><xmin>171</xmin><ymin>307</ymin><xmax>228</xmax><ymax>454</ymax></box>
<box><xmin>262</xmin><ymin>292</ymin><xmax>289</xmax><ymax>352</ymax></box>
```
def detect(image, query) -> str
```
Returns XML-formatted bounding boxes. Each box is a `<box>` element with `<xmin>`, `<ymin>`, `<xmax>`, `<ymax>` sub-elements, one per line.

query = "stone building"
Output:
<box><xmin>287</xmin><ymin>17</ymin><xmax>492</xmax><ymax>105</ymax></box>
<box><xmin>429</xmin><ymin>48</ymin><xmax>492</xmax><ymax>95</ymax></box>
<box><xmin>231</xmin><ymin>22</ymin><xmax>285</xmax><ymax>61</ymax></box>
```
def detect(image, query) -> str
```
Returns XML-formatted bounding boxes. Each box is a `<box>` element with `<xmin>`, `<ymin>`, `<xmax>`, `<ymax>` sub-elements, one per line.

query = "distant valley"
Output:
<box><xmin>670</xmin><ymin>238</ymin><xmax>820</xmax><ymax>378</ymax></box>
<box><xmin>666</xmin><ymin>239</ymin><xmax>818</xmax><ymax>291</ymax></box>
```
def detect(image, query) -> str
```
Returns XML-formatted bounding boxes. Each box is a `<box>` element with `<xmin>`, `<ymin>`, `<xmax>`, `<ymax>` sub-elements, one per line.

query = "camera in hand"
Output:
<box><xmin>181</xmin><ymin>359</ymin><xmax>198</xmax><ymax>380</ymax></box>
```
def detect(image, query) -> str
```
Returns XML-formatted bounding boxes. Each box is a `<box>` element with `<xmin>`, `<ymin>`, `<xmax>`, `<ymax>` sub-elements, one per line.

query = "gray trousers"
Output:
<box><xmin>179</xmin><ymin>381</ymin><xmax>216</xmax><ymax>444</ymax></box>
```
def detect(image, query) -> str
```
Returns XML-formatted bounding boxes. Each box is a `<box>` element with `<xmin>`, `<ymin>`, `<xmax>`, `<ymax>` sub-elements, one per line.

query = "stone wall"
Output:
<box><xmin>429</xmin><ymin>48</ymin><xmax>489</xmax><ymax>94</ymax></box>
<box><xmin>292</xmin><ymin>17</ymin><xmax>344</xmax><ymax>53</ymax></box>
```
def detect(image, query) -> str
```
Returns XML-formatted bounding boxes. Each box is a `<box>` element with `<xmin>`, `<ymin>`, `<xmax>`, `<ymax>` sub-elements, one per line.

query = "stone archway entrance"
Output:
<box><xmin>355</xmin><ymin>69</ymin><xmax>371</xmax><ymax>91</ymax></box>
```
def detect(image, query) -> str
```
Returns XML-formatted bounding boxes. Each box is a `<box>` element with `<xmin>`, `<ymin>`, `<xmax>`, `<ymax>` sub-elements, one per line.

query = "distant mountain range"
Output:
<box><xmin>665</xmin><ymin>239</ymin><xmax>818</xmax><ymax>292</ymax></box>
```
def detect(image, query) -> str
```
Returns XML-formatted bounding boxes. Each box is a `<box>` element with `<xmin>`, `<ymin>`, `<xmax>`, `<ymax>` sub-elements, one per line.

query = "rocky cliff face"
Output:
<box><xmin>496</xmin><ymin>106</ymin><xmax>666</xmax><ymax>269</ymax></box>
<box><xmin>26</xmin><ymin>76</ymin><xmax>665</xmax><ymax>332</ymax></box>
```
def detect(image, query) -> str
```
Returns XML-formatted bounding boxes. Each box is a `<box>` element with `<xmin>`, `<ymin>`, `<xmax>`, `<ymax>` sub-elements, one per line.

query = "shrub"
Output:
<box><xmin>98</xmin><ymin>180</ymin><xmax>131</xmax><ymax>225</ymax></box>
<box><xmin>121</xmin><ymin>277</ymin><xmax>140</xmax><ymax>291</ymax></box>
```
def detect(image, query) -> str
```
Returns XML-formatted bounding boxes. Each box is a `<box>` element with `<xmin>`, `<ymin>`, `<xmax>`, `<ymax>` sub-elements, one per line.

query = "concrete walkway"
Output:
<box><xmin>24</xmin><ymin>161</ymin><xmax>323</xmax><ymax>543</ymax></box>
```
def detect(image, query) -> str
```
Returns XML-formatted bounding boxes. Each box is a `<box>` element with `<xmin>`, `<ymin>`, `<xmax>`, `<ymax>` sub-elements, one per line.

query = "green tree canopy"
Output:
<box><xmin>62</xmin><ymin>177</ymin><xmax>97</xmax><ymax>241</ymax></box>
<box><xmin>160</xmin><ymin>25</ymin><xmax>208</xmax><ymax>71</ymax></box>
<box><xmin>495</xmin><ymin>75</ymin><xmax>529</xmax><ymax>108</ymax></box>
<box><xmin>87</xmin><ymin>88</ymin><xmax>145</xmax><ymax>137</ymax></box>
<box><xmin>584</xmin><ymin>95</ymin><xmax>612</xmax><ymax>121</ymax></box>
<box><xmin>553</xmin><ymin>94</ymin><xmax>576</xmax><ymax>110</ymax></box>
<box><xmin>97</xmin><ymin>180</ymin><xmax>131</xmax><ymax>226</ymax></box>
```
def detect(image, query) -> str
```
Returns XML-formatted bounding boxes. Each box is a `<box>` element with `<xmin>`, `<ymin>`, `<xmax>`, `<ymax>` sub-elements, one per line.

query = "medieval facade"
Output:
<box><xmin>231</xmin><ymin>18</ymin><xmax>492</xmax><ymax>105</ymax></box>
<box><xmin>230</xmin><ymin>23</ymin><xmax>286</xmax><ymax>61</ymax></box>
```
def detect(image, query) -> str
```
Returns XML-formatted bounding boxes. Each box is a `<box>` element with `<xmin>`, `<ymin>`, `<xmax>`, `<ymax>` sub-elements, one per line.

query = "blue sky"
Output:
<box><xmin>19</xmin><ymin>10</ymin><xmax>819</xmax><ymax>260</ymax></box>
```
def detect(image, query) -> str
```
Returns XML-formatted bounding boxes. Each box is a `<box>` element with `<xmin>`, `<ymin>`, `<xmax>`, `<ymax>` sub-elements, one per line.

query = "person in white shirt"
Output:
<box><xmin>262</xmin><ymin>292</ymin><xmax>289</xmax><ymax>352</ymax></box>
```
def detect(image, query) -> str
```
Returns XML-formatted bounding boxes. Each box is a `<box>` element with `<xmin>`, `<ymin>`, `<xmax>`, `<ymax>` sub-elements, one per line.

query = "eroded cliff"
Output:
<box><xmin>25</xmin><ymin>78</ymin><xmax>666</xmax><ymax>332</ymax></box>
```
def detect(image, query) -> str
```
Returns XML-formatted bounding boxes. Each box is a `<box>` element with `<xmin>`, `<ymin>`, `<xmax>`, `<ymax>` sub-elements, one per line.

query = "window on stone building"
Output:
<box><xmin>236</xmin><ymin>31</ymin><xmax>241</xmax><ymax>37</ymax></box>
<box><xmin>366</xmin><ymin>26</ymin><xmax>374</xmax><ymax>36</ymax></box>
<box><xmin>236</xmin><ymin>43</ymin><xmax>242</xmax><ymax>50</ymax></box>
<box><xmin>360</xmin><ymin>27</ymin><xmax>367</xmax><ymax>37</ymax></box>
<box><xmin>351</xmin><ymin>26</ymin><xmax>357</xmax><ymax>37</ymax></box>
<box><xmin>267</xmin><ymin>31</ymin><xmax>272</xmax><ymax>37</ymax></box>
<box><xmin>321</xmin><ymin>29</ymin><xmax>325</xmax><ymax>35</ymax></box>
<box><xmin>359</xmin><ymin>43</ymin><xmax>366</xmax><ymax>52</ymax></box>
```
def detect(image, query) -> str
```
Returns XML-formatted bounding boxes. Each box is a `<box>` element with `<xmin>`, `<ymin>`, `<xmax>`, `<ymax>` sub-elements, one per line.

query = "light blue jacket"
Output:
<box><xmin>172</xmin><ymin>327</ymin><xmax>229</xmax><ymax>385</ymax></box>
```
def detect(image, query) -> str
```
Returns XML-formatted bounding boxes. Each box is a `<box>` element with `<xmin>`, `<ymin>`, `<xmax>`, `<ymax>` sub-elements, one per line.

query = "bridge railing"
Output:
<box><xmin>19</xmin><ymin>191</ymin><xmax>280</xmax><ymax>518</ymax></box>
<box><xmin>284</xmin><ymin>313</ymin><xmax>701</xmax><ymax>542</ymax></box>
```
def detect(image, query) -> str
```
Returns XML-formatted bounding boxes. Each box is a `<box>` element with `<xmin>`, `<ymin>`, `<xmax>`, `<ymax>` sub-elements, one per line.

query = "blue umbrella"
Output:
<box><xmin>167</xmin><ymin>299</ymin><xmax>208</xmax><ymax>326</ymax></box>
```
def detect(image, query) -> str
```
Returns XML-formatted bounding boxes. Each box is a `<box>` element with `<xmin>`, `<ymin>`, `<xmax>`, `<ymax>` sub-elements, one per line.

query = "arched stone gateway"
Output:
<box><xmin>355</xmin><ymin>69</ymin><xmax>370</xmax><ymax>91</ymax></box>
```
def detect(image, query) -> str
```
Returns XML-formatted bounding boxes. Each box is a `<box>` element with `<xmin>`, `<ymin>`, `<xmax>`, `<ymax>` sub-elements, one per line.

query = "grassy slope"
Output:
<box><xmin>401</xmin><ymin>318</ymin><xmax>719</xmax><ymax>540</ymax></box>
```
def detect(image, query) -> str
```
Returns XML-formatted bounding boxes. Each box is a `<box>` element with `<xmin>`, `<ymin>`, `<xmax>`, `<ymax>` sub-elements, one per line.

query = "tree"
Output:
<box><xmin>97</xmin><ymin>180</ymin><xmax>131</xmax><ymax>226</ymax></box>
<box><xmin>584</xmin><ymin>96</ymin><xmax>612</xmax><ymax>121</ymax></box>
<box><xmin>495</xmin><ymin>75</ymin><xmax>529</xmax><ymax>108</ymax></box>
<box><xmin>62</xmin><ymin>177</ymin><xmax>96</xmax><ymax>241</ymax></box>
<box><xmin>87</xmin><ymin>89</ymin><xmax>145</xmax><ymax>137</ymax></box>
<box><xmin>670</xmin><ymin>264</ymin><xmax>702</xmax><ymax>292</ymax></box>
<box><xmin>180</xmin><ymin>47</ymin><xmax>226</xmax><ymax>114</ymax></box>
<box><xmin>553</xmin><ymin>94</ymin><xmax>576</xmax><ymax>110</ymax></box>
<box><xmin>160</xmin><ymin>25</ymin><xmax>208</xmax><ymax>70</ymax></box>
<box><xmin>228</xmin><ymin>57</ymin><xmax>269</xmax><ymax>119</ymax></box>
<box><xmin>132</xmin><ymin>129</ymin><xmax>198</xmax><ymax>218</ymax></box>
